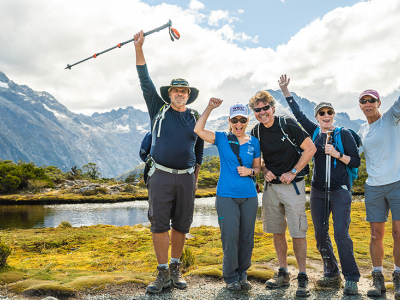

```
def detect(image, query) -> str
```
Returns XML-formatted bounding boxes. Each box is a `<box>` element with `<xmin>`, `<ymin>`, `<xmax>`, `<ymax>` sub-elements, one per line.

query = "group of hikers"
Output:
<box><xmin>133</xmin><ymin>30</ymin><xmax>400</xmax><ymax>297</ymax></box>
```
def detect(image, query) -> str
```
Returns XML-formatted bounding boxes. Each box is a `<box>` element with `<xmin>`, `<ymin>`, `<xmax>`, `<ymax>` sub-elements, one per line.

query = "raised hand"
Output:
<box><xmin>208</xmin><ymin>97</ymin><xmax>223</xmax><ymax>109</ymax></box>
<box><xmin>278</xmin><ymin>74</ymin><xmax>292</xmax><ymax>98</ymax></box>
<box><xmin>134</xmin><ymin>30</ymin><xmax>145</xmax><ymax>48</ymax></box>
<box><xmin>278</xmin><ymin>74</ymin><xmax>290</xmax><ymax>89</ymax></box>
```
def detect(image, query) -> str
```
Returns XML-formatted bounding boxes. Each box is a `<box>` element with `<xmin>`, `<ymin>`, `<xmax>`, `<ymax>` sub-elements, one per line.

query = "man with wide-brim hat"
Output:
<box><xmin>133</xmin><ymin>30</ymin><xmax>204</xmax><ymax>294</ymax></box>
<box><xmin>160</xmin><ymin>78</ymin><xmax>199</xmax><ymax>106</ymax></box>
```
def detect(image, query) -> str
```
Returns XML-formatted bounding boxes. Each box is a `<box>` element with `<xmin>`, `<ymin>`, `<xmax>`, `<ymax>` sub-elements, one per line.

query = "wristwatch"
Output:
<box><xmin>339</xmin><ymin>152</ymin><xmax>343</xmax><ymax>159</ymax></box>
<box><xmin>291</xmin><ymin>168</ymin><xmax>298</xmax><ymax>175</ymax></box>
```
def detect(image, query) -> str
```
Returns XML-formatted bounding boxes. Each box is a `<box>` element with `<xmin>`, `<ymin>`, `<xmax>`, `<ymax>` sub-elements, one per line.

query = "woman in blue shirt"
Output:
<box><xmin>278</xmin><ymin>74</ymin><xmax>360</xmax><ymax>295</ymax></box>
<box><xmin>194</xmin><ymin>98</ymin><xmax>261</xmax><ymax>291</ymax></box>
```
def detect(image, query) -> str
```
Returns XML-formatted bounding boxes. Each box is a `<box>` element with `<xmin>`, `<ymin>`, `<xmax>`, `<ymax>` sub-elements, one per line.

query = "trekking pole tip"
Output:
<box><xmin>65</xmin><ymin>64</ymin><xmax>71</xmax><ymax>70</ymax></box>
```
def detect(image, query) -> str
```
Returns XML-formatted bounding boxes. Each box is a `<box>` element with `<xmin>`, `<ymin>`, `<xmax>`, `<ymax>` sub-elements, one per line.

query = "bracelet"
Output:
<box><xmin>250</xmin><ymin>169</ymin><xmax>254</xmax><ymax>177</ymax></box>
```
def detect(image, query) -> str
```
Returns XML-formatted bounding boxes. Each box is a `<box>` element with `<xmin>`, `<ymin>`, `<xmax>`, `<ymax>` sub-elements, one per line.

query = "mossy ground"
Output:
<box><xmin>0</xmin><ymin>202</ymin><xmax>395</xmax><ymax>296</ymax></box>
<box><xmin>0</xmin><ymin>187</ymin><xmax>217</xmax><ymax>204</ymax></box>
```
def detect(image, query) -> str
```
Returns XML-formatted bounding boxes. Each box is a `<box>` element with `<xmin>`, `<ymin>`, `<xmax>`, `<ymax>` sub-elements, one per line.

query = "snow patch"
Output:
<box><xmin>43</xmin><ymin>103</ymin><xmax>68</xmax><ymax>119</ymax></box>
<box><xmin>0</xmin><ymin>82</ymin><xmax>8</xmax><ymax>89</ymax></box>
<box><xmin>116</xmin><ymin>124</ymin><xmax>130</xmax><ymax>132</ymax></box>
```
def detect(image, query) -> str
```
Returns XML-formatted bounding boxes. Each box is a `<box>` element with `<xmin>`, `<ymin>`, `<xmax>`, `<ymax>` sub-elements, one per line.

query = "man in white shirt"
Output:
<box><xmin>358</xmin><ymin>89</ymin><xmax>400</xmax><ymax>298</ymax></box>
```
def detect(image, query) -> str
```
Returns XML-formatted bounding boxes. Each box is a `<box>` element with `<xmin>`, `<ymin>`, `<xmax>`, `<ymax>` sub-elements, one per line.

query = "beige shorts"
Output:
<box><xmin>261</xmin><ymin>180</ymin><xmax>308</xmax><ymax>238</ymax></box>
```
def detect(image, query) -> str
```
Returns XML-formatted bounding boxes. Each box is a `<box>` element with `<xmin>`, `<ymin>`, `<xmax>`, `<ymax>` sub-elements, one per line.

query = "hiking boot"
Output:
<box><xmin>343</xmin><ymin>280</ymin><xmax>358</xmax><ymax>295</ymax></box>
<box><xmin>169</xmin><ymin>262</ymin><xmax>187</xmax><ymax>289</ymax></box>
<box><xmin>296</xmin><ymin>274</ymin><xmax>310</xmax><ymax>297</ymax></box>
<box><xmin>316</xmin><ymin>275</ymin><xmax>341</xmax><ymax>287</ymax></box>
<box><xmin>146</xmin><ymin>266</ymin><xmax>171</xmax><ymax>294</ymax></box>
<box><xmin>226</xmin><ymin>281</ymin><xmax>241</xmax><ymax>291</ymax></box>
<box><xmin>266</xmin><ymin>269</ymin><xmax>290</xmax><ymax>288</ymax></box>
<box><xmin>239</xmin><ymin>279</ymin><xmax>252</xmax><ymax>290</ymax></box>
<box><xmin>393</xmin><ymin>271</ymin><xmax>400</xmax><ymax>300</ymax></box>
<box><xmin>367</xmin><ymin>271</ymin><xmax>386</xmax><ymax>296</ymax></box>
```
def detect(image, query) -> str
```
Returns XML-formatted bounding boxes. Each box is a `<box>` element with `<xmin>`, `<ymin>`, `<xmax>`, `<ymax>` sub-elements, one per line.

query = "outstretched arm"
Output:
<box><xmin>278</xmin><ymin>74</ymin><xmax>318</xmax><ymax>135</ymax></box>
<box><xmin>194</xmin><ymin>98</ymin><xmax>223</xmax><ymax>144</ymax></box>
<box><xmin>134</xmin><ymin>30</ymin><xmax>146</xmax><ymax>66</ymax></box>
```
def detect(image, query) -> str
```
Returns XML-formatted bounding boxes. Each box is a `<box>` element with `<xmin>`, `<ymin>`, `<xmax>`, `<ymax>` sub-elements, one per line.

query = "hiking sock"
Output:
<box><xmin>158</xmin><ymin>263</ymin><xmax>168</xmax><ymax>269</ymax></box>
<box><xmin>279</xmin><ymin>267</ymin><xmax>288</xmax><ymax>273</ymax></box>
<box><xmin>170</xmin><ymin>258</ymin><xmax>180</xmax><ymax>264</ymax></box>
<box><xmin>298</xmin><ymin>272</ymin><xmax>307</xmax><ymax>276</ymax></box>
<box><xmin>373</xmin><ymin>266</ymin><xmax>383</xmax><ymax>272</ymax></box>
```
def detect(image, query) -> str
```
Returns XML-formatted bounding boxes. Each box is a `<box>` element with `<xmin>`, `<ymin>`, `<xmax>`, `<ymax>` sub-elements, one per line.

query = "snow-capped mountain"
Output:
<box><xmin>0</xmin><ymin>71</ymin><xmax>363</xmax><ymax>178</ymax></box>
<box><xmin>0</xmin><ymin>71</ymin><xmax>149</xmax><ymax>177</ymax></box>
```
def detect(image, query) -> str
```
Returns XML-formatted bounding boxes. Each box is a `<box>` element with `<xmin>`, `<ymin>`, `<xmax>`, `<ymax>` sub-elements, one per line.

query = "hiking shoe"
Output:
<box><xmin>316</xmin><ymin>275</ymin><xmax>341</xmax><ymax>287</ymax></box>
<box><xmin>367</xmin><ymin>271</ymin><xmax>386</xmax><ymax>296</ymax></box>
<box><xmin>239</xmin><ymin>279</ymin><xmax>252</xmax><ymax>290</ymax></box>
<box><xmin>266</xmin><ymin>269</ymin><xmax>290</xmax><ymax>288</ymax></box>
<box><xmin>169</xmin><ymin>262</ymin><xmax>187</xmax><ymax>289</ymax></box>
<box><xmin>296</xmin><ymin>274</ymin><xmax>310</xmax><ymax>297</ymax></box>
<box><xmin>393</xmin><ymin>271</ymin><xmax>400</xmax><ymax>300</ymax></box>
<box><xmin>226</xmin><ymin>281</ymin><xmax>241</xmax><ymax>291</ymax></box>
<box><xmin>343</xmin><ymin>280</ymin><xmax>358</xmax><ymax>295</ymax></box>
<box><xmin>146</xmin><ymin>266</ymin><xmax>171</xmax><ymax>294</ymax></box>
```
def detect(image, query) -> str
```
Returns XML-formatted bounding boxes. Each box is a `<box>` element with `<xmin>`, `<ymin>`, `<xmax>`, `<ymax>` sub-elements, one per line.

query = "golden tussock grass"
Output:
<box><xmin>0</xmin><ymin>201</ymin><xmax>395</xmax><ymax>295</ymax></box>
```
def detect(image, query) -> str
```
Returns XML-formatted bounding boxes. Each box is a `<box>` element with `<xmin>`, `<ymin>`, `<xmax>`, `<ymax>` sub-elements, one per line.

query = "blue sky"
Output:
<box><xmin>1</xmin><ymin>0</ymin><xmax>399</xmax><ymax>120</ymax></box>
<box><xmin>143</xmin><ymin>0</ymin><xmax>362</xmax><ymax>49</ymax></box>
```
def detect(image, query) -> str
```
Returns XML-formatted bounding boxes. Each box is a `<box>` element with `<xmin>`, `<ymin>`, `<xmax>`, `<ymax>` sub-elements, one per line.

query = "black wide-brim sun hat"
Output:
<box><xmin>160</xmin><ymin>78</ymin><xmax>199</xmax><ymax>105</ymax></box>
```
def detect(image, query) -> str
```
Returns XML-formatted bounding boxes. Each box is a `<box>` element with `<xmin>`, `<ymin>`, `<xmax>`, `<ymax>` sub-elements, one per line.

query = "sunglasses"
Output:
<box><xmin>253</xmin><ymin>105</ymin><xmax>271</xmax><ymax>113</ymax></box>
<box><xmin>318</xmin><ymin>110</ymin><xmax>334</xmax><ymax>117</ymax></box>
<box><xmin>359</xmin><ymin>98</ymin><xmax>379</xmax><ymax>104</ymax></box>
<box><xmin>171</xmin><ymin>80</ymin><xmax>189</xmax><ymax>86</ymax></box>
<box><xmin>230</xmin><ymin>117</ymin><xmax>248</xmax><ymax>124</ymax></box>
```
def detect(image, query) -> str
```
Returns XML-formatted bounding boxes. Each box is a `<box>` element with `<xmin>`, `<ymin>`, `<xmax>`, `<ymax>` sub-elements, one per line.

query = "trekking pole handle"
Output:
<box><xmin>325</xmin><ymin>130</ymin><xmax>333</xmax><ymax>145</ymax></box>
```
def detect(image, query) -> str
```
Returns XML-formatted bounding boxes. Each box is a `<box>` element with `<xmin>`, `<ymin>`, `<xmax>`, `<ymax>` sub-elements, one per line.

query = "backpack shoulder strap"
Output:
<box><xmin>278</xmin><ymin>116</ymin><xmax>298</xmax><ymax>148</ymax></box>
<box><xmin>227</xmin><ymin>132</ymin><xmax>243</xmax><ymax>166</ymax></box>
<box><xmin>312</xmin><ymin>127</ymin><xmax>321</xmax><ymax>142</ymax></box>
<box><xmin>189</xmin><ymin>108</ymin><xmax>200</xmax><ymax>121</ymax></box>
<box><xmin>152</xmin><ymin>104</ymin><xmax>170</xmax><ymax>137</ymax></box>
<box><xmin>251</xmin><ymin>123</ymin><xmax>261</xmax><ymax>140</ymax></box>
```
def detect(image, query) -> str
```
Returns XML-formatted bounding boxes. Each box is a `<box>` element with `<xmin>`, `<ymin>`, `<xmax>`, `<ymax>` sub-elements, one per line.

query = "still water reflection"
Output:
<box><xmin>0</xmin><ymin>196</ymin><xmax>266</xmax><ymax>230</ymax></box>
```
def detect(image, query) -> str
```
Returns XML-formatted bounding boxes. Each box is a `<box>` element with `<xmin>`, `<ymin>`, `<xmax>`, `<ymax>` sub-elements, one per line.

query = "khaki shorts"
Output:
<box><xmin>261</xmin><ymin>180</ymin><xmax>308</xmax><ymax>238</ymax></box>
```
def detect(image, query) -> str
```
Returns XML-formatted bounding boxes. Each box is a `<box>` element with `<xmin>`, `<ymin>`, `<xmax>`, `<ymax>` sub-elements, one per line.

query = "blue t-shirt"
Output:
<box><xmin>214</xmin><ymin>131</ymin><xmax>261</xmax><ymax>198</ymax></box>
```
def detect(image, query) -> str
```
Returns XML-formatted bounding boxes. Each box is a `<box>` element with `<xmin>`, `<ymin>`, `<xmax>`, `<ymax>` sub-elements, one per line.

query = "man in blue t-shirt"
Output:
<box><xmin>134</xmin><ymin>30</ymin><xmax>204</xmax><ymax>294</ymax></box>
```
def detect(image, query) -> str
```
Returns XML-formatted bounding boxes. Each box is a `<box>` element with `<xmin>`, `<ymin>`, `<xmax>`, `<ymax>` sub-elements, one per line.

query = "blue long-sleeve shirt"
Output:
<box><xmin>137</xmin><ymin>64</ymin><xmax>204</xmax><ymax>169</ymax></box>
<box><xmin>285</xmin><ymin>96</ymin><xmax>360</xmax><ymax>191</ymax></box>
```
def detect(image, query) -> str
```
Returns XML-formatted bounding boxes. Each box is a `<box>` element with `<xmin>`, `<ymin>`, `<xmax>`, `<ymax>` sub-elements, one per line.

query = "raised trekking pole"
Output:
<box><xmin>321</xmin><ymin>130</ymin><xmax>333</xmax><ymax>264</ymax></box>
<box><xmin>65</xmin><ymin>20</ymin><xmax>180</xmax><ymax>70</ymax></box>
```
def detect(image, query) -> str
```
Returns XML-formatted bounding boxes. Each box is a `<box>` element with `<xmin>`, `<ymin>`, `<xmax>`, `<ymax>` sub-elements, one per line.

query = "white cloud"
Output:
<box><xmin>208</xmin><ymin>10</ymin><xmax>232</xmax><ymax>26</ymax></box>
<box><xmin>0</xmin><ymin>0</ymin><xmax>399</xmax><ymax>121</ymax></box>
<box><xmin>189</xmin><ymin>0</ymin><xmax>205</xmax><ymax>11</ymax></box>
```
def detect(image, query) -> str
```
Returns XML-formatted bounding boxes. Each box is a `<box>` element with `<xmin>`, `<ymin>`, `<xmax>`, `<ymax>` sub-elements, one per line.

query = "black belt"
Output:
<box><xmin>270</xmin><ymin>176</ymin><xmax>304</xmax><ymax>185</ymax></box>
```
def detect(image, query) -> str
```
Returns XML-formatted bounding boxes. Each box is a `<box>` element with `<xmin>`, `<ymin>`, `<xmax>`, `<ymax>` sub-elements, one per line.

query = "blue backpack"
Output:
<box><xmin>312</xmin><ymin>127</ymin><xmax>361</xmax><ymax>188</ymax></box>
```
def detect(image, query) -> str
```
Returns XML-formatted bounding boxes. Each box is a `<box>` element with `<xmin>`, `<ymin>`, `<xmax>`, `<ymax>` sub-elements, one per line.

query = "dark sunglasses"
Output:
<box><xmin>171</xmin><ymin>80</ymin><xmax>189</xmax><ymax>86</ymax></box>
<box><xmin>318</xmin><ymin>110</ymin><xmax>334</xmax><ymax>117</ymax></box>
<box><xmin>253</xmin><ymin>105</ymin><xmax>271</xmax><ymax>113</ymax></box>
<box><xmin>230</xmin><ymin>117</ymin><xmax>248</xmax><ymax>124</ymax></box>
<box><xmin>359</xmin><ymin>98</ymin><xmax>378</xmax><ymax>104</ymax></box>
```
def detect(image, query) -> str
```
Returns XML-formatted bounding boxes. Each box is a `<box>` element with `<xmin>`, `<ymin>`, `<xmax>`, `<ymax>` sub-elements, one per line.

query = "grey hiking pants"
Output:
<box><xmin>215</xmin><ymin>195</ymin><xmax>258</xmax><ymax>284</ymax></box>
<box><xmin>310</xmin><ymin>187</ymin><xmax>360</xmax><ymax>282</ymax></box>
